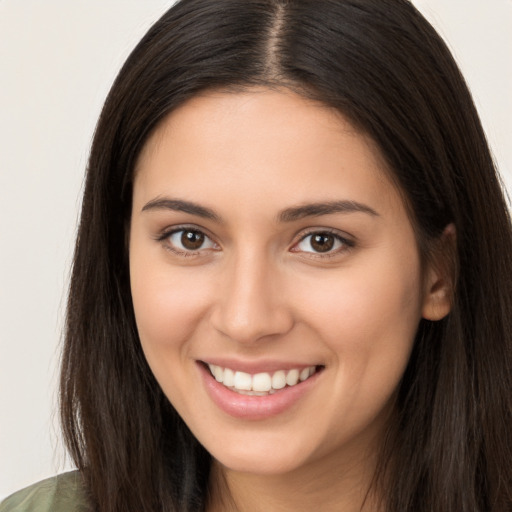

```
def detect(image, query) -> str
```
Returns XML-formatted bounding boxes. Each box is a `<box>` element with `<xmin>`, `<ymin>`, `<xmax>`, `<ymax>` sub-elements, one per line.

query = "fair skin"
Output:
<box><xmin>129</xmin><ymin>88</ymin><xmax>451</xmax><ymax>512</ymax></box>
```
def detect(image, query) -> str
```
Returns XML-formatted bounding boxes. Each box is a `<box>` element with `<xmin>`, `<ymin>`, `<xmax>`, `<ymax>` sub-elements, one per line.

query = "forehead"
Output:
<box><xmin>133</xmin><ymin>88</ymin><xmax>403</xmax><ymax>220</ymax></box>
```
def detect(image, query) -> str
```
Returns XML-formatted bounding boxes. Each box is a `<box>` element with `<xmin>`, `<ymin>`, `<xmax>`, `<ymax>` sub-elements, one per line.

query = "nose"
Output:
<box><xmin>210</xmin><ymin>251</ymin><xmax>294</xmax><ymax>344</ymax></box>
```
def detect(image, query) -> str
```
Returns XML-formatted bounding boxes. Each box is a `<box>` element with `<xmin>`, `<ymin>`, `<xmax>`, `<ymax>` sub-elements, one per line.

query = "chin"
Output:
<box><xmin>200</xmin><ymin>427</ymin><xmax>322</xmax><ymax>477</ymax></box>
<box><xmin>212</xmin><ymin>449</ymin><xmax>309</xmax><ymax>476</ymax></box>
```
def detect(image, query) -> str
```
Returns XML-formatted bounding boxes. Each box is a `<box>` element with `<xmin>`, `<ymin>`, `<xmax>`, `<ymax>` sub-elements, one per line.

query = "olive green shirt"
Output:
<box><xmin>0</xmin><ymin>472</ymin><xmax>92</xmax><ymax>512</ymax></box>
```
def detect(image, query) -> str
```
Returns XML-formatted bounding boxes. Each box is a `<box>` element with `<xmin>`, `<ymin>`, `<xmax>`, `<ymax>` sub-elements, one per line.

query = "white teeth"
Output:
<box><xmin>299</xmin><ymin>367</ymin><xmax>310</xmax><ymax>382</ymax></box>
<box><xmin>286</xmin><ymin>369</ymin><xmax>299</xmax><ymax>386</ymax></box>
<box><xmin>213</xmin><ymin>366</ymin><xmax>224</xmax><ymax>382</ymax></box>
<box><xmin>233</xmin><ymin>371</ymin><xmax>252</xmax><ymax>390</ymax></box>
<box><xmin>271</xmin><ymin>370</ymin><xmax>286</xmax><ymax>390</ymax></box>
<box><xmin>252</xmin><ymin>372</ymin><xmax>272</xmax><ymax>392</ymax></box>
<box><xmin>223</xmin><ymin>367</ymin><xmax>235</xmax><ymax>387</ymax></box>
<box><xmin>207</xmin><ymin>364</ymin><xmax>318</xmax><ymax>394</ymax></box>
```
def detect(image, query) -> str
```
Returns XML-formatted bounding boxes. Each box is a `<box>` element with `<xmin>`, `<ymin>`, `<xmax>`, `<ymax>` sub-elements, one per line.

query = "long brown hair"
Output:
<box><xmin>60</xmin><ymin>1</ymin><xmax>512</xmax><ymax>510</ymax></box>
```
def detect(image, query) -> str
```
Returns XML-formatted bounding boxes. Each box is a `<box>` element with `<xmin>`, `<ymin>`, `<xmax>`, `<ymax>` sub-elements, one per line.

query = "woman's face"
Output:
<box><xmin>130</xmin><ymin>89</ymin><xmax>443</xmax><ymax>477</ymax></box>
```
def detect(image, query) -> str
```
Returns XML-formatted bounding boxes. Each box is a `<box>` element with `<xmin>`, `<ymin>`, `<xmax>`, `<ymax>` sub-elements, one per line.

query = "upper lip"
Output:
<box><xmin>198</xmin><ymin>358</ymin><xmax>322</xmax><ymax>374</ymax></box>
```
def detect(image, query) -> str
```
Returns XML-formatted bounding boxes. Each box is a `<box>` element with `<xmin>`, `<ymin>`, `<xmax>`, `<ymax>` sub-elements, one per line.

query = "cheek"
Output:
<box><xmin>305</xmin><ymin>258</ymin><xmax>422</xmax><ymax>435</ymax></box>
<box><xmin>297</xmin><ymin>252</ymin><xmax>423</xmax><ymax>388</ymax></box>
<box><xmin>323</xmin><ymin>252</ymin><xmax>422</xmax><ymax>341</ymax></box>
<box><xmin>130</xmin><ymin>254</ymin><xmax>212</xmax><ymax>367</ymax></box>
<box><xmin>130</xmin><ymin>266</ymin><xmax>215</xmax><ymax>419</ymax></box>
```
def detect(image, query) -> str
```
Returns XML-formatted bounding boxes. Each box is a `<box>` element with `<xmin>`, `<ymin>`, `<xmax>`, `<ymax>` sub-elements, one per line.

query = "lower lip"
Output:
<box><xmin>198</xmin><ymin>363</ymin><xmax>321</xmax><ymax>420</ymax></box>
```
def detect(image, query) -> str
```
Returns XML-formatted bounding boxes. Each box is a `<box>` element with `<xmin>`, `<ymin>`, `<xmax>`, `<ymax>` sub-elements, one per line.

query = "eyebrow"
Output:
<box><xmin>141</xmin><ymin>198</ymin><xmax>221</xmax><ymax>221</ymax></box>
<box><xmin>141</xmin><ymin>197</ymin><xmax>378</xmax><ymax>223</ymax></box>
<box><xmin>277</xmin><ymin>200</ymin><xmax>379</xmax><ymax>222</ymax></box>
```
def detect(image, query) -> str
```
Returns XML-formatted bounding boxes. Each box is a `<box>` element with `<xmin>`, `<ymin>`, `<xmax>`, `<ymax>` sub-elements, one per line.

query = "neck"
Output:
<box><xmin>207</xmin><ymin>448</ymin><xmax>384</xmax><ymax>512</ymax></box>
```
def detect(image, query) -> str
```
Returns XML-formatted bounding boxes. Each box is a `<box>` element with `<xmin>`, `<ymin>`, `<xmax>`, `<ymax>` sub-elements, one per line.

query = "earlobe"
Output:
<box><xmin>421</xmin><ymin>223</ymin><xmax>456</xmax><ymax>321</ymax></box>
<box><xmin>421</xmin><ymin>282</ymin><xmax>452</xmax><ymax>321</ymax></box>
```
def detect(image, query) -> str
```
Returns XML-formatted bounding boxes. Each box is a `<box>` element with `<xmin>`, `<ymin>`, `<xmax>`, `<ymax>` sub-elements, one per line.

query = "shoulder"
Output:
<box><xmin>0</xmin><ymin>471</ymin><xmax>93</xmax><ymax>512</ymax></box>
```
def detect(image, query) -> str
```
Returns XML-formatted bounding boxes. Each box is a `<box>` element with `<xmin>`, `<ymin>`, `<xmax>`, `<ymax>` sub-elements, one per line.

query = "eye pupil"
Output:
<box><xmin>181</xmin><ymin>230</ymin><xmax>204</xmax><ymax>250</ymax></box>
<box><xmin>311</xmin><ymin>234</ymin><xmax>334</xmax><ymax>252</ymax></box>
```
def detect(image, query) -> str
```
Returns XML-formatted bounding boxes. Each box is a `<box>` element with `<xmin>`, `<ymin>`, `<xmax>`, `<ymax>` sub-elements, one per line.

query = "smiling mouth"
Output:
<box><xmin>206</xmin><ymin>363</ymin><xmax>323</xmax><ymax>396</ymax></box>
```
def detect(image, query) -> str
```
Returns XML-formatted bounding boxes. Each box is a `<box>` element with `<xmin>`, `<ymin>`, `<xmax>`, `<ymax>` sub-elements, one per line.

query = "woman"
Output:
<box><xmin>2</xmin><ymin>0</ymin><xmax>511</xmax><ymax>511</ymax></box>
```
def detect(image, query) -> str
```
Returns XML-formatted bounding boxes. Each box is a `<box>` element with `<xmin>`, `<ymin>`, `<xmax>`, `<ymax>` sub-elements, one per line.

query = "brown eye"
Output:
<box><xmin>310</xmin><ymin>234</ymin><xmax>335</xmax><ymax>252</ymax></box>
<box><xmin>167</xmin><ymin>229</ymin><xmax>216</xmax><ymax>253</ymax></box>
<box><xmin>295</xmin><ymin>231</ymin><xmax>349</xmax><ymax>255</ymax></box>
<box><xmin>181</xmin><ymin>230</ymin><xmax>205</xmax><ymax>250</ymax></box>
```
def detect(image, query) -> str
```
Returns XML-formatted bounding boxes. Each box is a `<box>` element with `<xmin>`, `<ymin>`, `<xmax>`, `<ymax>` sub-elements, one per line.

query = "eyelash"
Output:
<box><xmin>156</xmin><ymin>226</ymin><xmax>354</xmax><ymax>258</ymax></box>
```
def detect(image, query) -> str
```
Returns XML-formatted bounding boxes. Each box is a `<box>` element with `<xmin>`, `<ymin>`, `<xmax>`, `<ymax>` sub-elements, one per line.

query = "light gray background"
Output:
<box><xmin>1</xmin><ymin>0</ymin><xmax>511</xmax><ymax>499</ymax></box>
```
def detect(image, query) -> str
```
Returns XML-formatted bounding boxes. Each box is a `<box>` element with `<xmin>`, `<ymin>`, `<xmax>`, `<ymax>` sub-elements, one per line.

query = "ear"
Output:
<box><xmin>421</xmin><ymin>223</ymin><xmax>456</xmax><ymax>321</ymax></box>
